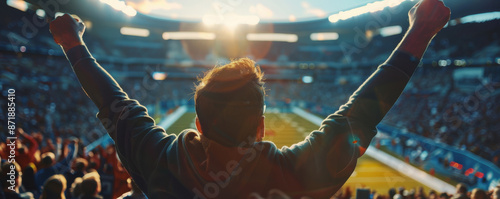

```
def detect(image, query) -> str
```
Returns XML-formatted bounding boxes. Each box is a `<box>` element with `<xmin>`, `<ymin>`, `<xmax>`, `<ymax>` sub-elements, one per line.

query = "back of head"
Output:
<box><xmin>440</xmin><ymin>193</ymin><xmax>450</xmax><ymax>199</ymax></box>
<box><xmin>429</xmin><ymin>190</ymin><xmax>438</xmax><ymax>199</ymax></box>
<box><xmin>22</xmin><ymin>164</ymin><xmax>37</xmax><ymax>190</ymax></box>
<box><xmin>494</xmin><ymin>186</ymin><xmax>500</xmax><ymax>199</ymax></box>
<box><xmin>389</xmin><ymin>188</ymin><xmax>397</xmax><ymax>199</ymax></box>
<box><xmin>41</xmin><ymin>174</ymin><xmax>67</xmax><ymax>199</ymax></box>
<box><xmin>41</xmin><ymin>152</ymin><xmax>55</xmax><ymax>167</ymax></box>
<box><xmin>74</xmin><ymin>158</ymin><xmax>88</xmax><ymax>172</ymax></box>
<box><xmin>81</xmin><ymin>172</ymin><xmax>101</xmax><ymax>197</ymax></box>
<box><xmin>70</xmin><ymin>177</ymin><xmax>83</xmax><ymax>198</ymax></box>
<box><xmin>195</xmin><ymin>58</ymin><xmax>265</xmax><ymax>147</ymax></box>
<box><xmin>373</xmin><ymin>193</ymin><xmax>384</xmax><ymax>199</ymax></box>
<box><xmin>456</xmin><ymin>183</ymin><xmax>468</xmax><ymax>194</ymax></box>
<box><xmin>398</xmin><ymin>187</ymin><xmax>405</xmax><ymax>195</ymax></box>
<box><xmin>471</xmin><ymin>188</ymin><xmax>487</xmax><ymax>199</ymax></box>
<box><xmin>18</xmin><ymin>146</ymin><xmax>27</xmax><ymax>155</ymax></box>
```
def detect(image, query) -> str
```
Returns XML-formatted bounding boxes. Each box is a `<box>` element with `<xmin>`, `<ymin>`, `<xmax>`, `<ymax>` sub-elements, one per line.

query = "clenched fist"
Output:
<box><xmin>408</xmin><ymin>0</ymin><xmax>451</xmax><ymax>39</ymax></box>
<box><xmin>49</xmin><ymin>14</ymin><xmax>85</xmax><ymax>51</ymax></box>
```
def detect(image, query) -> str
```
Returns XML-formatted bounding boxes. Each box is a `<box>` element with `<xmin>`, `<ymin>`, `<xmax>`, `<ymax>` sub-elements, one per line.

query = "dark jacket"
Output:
<box><xmin>65</xmin><ymin>45</ymin><xmax>420</xmax><ymax>198</ymax></box>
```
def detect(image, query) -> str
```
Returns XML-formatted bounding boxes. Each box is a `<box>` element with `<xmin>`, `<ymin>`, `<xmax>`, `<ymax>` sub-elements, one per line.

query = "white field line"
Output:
<box><xmin>159</xmin><ymin>105</ymin><xmax>188</xmax><ymax>130</ymax></box>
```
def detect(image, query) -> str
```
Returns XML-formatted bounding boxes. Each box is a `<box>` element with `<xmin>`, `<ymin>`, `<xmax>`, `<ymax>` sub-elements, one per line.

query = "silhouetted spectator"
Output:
<box><xmin>35</xmin><ymin>140</ymin><xmax>78</xmax><ymax>193</ymax></box>
<box><xmin>40</xmin><ymin>174</ymin><xmax>66</xmax><ymax>199</ymax></box>
<box><xmin>80</xmin><ymin>172</ymin><xmax>103</xmax><ymax>199</ymax></box>
<box><xmin>0</xmin><ymin>162</ymin><xmax>34</xmax><ymax>199</ymax></box>
<box><xmin>471</xmin><ymin>188</ymin><xmax>487</xmax><ymax>199</ymax></box>
<box><xmin>64</xmin><ymin>158</ymin><xmax>87</xmax><ymax>198</ymax></box>
<box><xmin>452</xmin><ymin>183</ymin><xmax>469</xmax><ymax>199</ymax></box>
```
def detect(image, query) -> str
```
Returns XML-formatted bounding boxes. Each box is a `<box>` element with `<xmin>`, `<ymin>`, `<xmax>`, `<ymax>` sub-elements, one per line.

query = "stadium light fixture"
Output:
<box><xmin>162</xmin><ymin>32</ymin><xmax>216</xmax><ymax>40</ymax></box>
<box><xmin>108</xmin><ymin>0</ymin><xmax>126</xmax><ymax>11</ymax></box>
<box><xmin>152</xmin><ymin>72</ymin><xmax>167</xmax><ymax>80</ymax></box>
<box><xmin>454</xmin><ymin>59</ymin><xmax>467</xmax><ymax>67</ymax></box>
<box><xmin>310</xmin><ymin>32</ymin><xmax>339</xmax><ymax>41</ymax></box>
<box><xmin>379</xmin><ymin>26</ymin><xmax>402</xmax><ymax>37</ymax></box>
<box><xmin>460</xmin><ymin>12</ymin><xmax>500</xmax><ymax>24</ymax></box>
<box><xmin>438</xmin><ymin>60</ymin><xmax>450</xmax><ymax>67</ymax></box>
<box><xmin>122</xmin><ymin>6</ymin><xmax>137</xmax><ymax>17</ymax></box>
<box><xmin>36</xmin><ymin>9</ymin><xmax>46</xmax><ymax>18</ymax></box>
<box><xmin>202</xmin><ymin>15</ymin><xmax>260</xmax><ymax>26</ymax></box>
<box><xmin>247</xmin><ymin>33</ymin><xmax>298</xmax><ymax>43</ymax></box>
<box><xmin>329</xmin><ymin>0</ymin><xmax>406</xmax><ymax>23</ymax></box>
<box><xmin>120</xmin><ymin>27</ymin><xmax>150</xmax><ymax>37</ymax></box>
<box><xmin>100</xmin><ymin>0</ymin><xmax>137</xmax><ymax>17</ymax></box>
<box><xmin>302</xmin><ymin>76</ymin><xmax>314</xmax><ymax>84</ymax></box>
<box><xmin>7</xmin><ymin>0</ymin><xmax>28</xmax><ymax>12</ymax></box>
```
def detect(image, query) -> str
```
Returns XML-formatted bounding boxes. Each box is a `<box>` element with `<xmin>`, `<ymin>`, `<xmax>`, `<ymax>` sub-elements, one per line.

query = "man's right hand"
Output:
<box><xmin>407</xmin><ymin>0</ymin><xmax>451</xmax><ymax>40</ymax></box>
<box><xmin>49</xmin><ymin>14</ymin><xmax>86</xmax><ymax>52</ymax></box>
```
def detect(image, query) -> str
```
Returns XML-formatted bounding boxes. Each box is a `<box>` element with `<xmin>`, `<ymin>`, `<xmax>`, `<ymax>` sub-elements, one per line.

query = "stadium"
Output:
<box><xmin>0</xmin><ymin>0</ymin><xmax>499</xmax><ymax>198</ymax></box>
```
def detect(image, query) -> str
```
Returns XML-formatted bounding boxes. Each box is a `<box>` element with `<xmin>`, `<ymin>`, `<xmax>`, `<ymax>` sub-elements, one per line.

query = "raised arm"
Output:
<box><xmin>333</xmin><ymin>0</ymin><xmax>450</xmax><ymax>148</ymax></box>
<box><xmin>17</xmin><ymin>128</ymin><xmax>39</xmax><ymax>160</ymax></box>
<box><xmin>49</xmin><ymin>14</ymin><xmax>177</xmax><ymax>194</ymax></box>
<box><xmin>278</xmin><ymin>0</ymin><xmax>450</xmax><ymax>194</ymax></box>
<box><xmin>54</xmin><ymin>139</ymin><xmax>78</xmax><ymax>174</ymax></box>
<box><xmin>49</xmin><ymin>14</ymin><xmax>128</xmax><ymax>110</ymax></box>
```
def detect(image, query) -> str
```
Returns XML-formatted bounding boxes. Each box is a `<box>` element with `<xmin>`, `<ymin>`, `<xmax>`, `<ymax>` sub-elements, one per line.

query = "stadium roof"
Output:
<box><xmin>123</xmin><ymin>0</ymin><xmax>380</xmax><ymax>22</ymax></box>
<box><xmin>13</xmin><ymin>0</ymin><xmax>500</xmax><ymax>42</ymax></box>
<box><xmin>17</xmin><ymin>0</ymin><xmax>500</xmax><ymax>27</ymax></box>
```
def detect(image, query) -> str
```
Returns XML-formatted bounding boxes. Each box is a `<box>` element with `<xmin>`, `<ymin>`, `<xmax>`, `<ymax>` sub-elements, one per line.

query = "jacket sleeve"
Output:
<box><xmin>54</xmin><ymin>143</ymin><xmax>77</xmax><ymax>173</ymax></box>
<box><xmin>279</xmin><ymin>50</ymin><xmax>420</xmax><ymax>190</ymax></box>
<box><xmin>64</xmin><ymin>45</ymin><xmax>177</xmax><ymax>193</ymax></box>
<box><xmin>333</xmin><ymin>50</ymin><xmax>420</xmax><ymax>151</ymax></box>
<box><xmin>20</xmin><ymin>132</ymin><xmax>39</xmax><ymax>162</ymax></box>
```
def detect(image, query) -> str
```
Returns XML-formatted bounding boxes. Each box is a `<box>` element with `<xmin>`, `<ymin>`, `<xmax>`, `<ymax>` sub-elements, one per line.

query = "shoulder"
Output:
<box><xmin>320</xmin><ymin>114</ymin><xmax>350</xmax><ymax>129</ymax></box>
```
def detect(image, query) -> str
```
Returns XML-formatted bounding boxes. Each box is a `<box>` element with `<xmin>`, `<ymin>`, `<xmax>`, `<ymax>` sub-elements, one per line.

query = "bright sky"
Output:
<box><xmin>125</xmin><ymin>0</ymin><xmax>378</xmax><ymax>22</ymax></box>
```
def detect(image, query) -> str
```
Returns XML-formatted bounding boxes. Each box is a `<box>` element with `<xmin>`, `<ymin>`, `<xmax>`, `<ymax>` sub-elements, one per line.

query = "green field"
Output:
<box><xmin>164</xmin><ymin>112</ymin><xmax>431</xmax><ymax>196</ymax></box>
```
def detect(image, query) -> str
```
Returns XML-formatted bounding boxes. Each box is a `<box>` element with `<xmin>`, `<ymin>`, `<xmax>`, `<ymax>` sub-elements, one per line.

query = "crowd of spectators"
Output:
<box><xmin>0</xmin><ymin>128</ymin><xmax>145</xmax><ymax>199</ymax></box>
<box><xmin>274</xmin><ymin>64</ymin><xmax>500</xmax><ymax>166</ymax></box>
<box><xmin>382</xmin><ymin>67</ymin><xmax>500</xmax><ymax>165</ymax></box>
<box><xmin>0</xmin><ymin>52</ymin><xmax>195</xmax><ymax>145</ymax></box>
<box><xmin>327</xmin><ymin>183</ymin><xmax>500</xmax><ymax>199</ymax></box>
<box><xmin>0</xmin><ymin>53</ymin><xmax>105</xmax><ymax>144</ymax></box>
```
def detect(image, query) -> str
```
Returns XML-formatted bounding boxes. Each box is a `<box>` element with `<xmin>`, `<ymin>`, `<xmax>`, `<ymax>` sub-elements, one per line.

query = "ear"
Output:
<box><xmin>256</xmin><ymin>116</ymin><xmax>265</xmax><ymax>142</ymax></box>
<box><xmin>195</xmin><ymin>117</ymin><xmax>203</xmax><ymax>135</ymax></box>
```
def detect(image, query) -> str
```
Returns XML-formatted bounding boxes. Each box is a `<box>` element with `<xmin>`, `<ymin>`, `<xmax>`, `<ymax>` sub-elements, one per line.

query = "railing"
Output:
<box><xmin>375</xmin><ymin>124</ymin><xmax>500</xmax><ymax>190</ymax></box>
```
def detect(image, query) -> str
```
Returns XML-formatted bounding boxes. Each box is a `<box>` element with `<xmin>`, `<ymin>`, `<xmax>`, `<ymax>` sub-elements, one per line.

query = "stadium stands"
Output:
<box><xmin>1</xmin><ymin>0</ymin><xmax>499</xmax><ymax>198</ymax></box>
